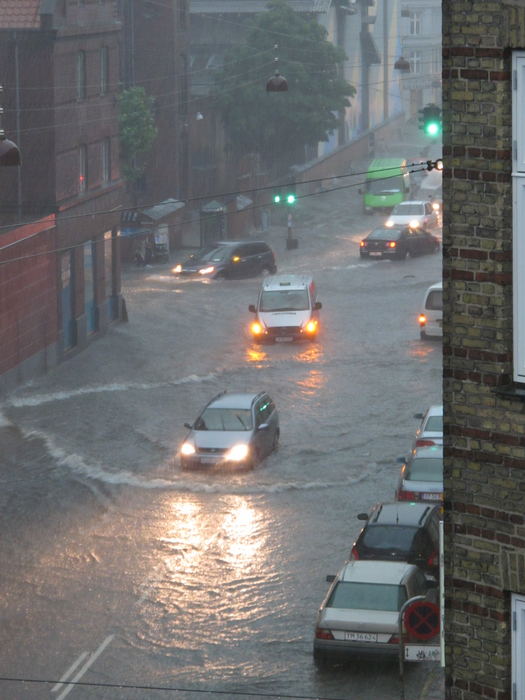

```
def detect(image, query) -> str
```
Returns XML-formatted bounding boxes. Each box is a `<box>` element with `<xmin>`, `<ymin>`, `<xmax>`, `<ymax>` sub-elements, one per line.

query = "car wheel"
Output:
<box><xmin>402</xmin><ymin>249</ymin><xmax>411</xmax><ymax>261</ymax></box>
<box><xmin>313</xmin><ymin>650</ymin><xmax>328</xmax><ymax>669</ymax></box>
<box><xmin>360</xmin><ymin>252</ymin><xmax>369</xmax><ymax>259</ymax></box>
<box><xmin>266</xmin><ymin>263</ymin><xmax>277</xmax><ymax>275</ymax></box>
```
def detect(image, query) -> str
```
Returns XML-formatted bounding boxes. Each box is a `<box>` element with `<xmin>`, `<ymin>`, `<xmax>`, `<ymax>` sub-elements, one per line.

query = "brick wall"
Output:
<box><xmin>443</xmin><ymin>2</ymin><xmax>525</xmax><ymax>699</ymax></box>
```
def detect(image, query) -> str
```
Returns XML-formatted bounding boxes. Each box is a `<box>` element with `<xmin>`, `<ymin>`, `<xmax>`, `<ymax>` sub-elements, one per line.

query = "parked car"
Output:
<box><xmin>313</xmin><ymin>560</ymin><xmax>438</xmax><ymax>665</ymax></box>
<box><xmin>396</xmin><ymin>446</ymin><xmax>443</xmax><ymax>502</ymax></box>
<box><xmin>180</xmin><ymin>391</ymin><xmax>279</xmax><ymax>471</ymax></box>
<box><xmin>412</xmin><ymin>405</ymin><xmax>443</xmax><ymax>450</ymax></box>
<box><xmin>173</xmin><ymin>241</ymin><xmax>277</xmax><ymax>279</ymax></box>
<box><xmin>386</xmin><ymin>200</ymin><xmax>438</xmax><ymax>230</ymax></box>
<box><xmin>248</xmin><ymin>275</ymin><xmax>322</xmax><ymax>343</ymax></box>
<box><xmin>419</xmin><ymin>281</ymin><xmax>443</xmax><ymax>339</ymax></box>
<box><xmin>350</xmin><ymin>502</ymin><xmax>441</xmax><ymax>577</ymax></box>
<box><xmin>360</xmin><ymin>225</ymin><xmax>440</xmax><ymax>261</ymax></box>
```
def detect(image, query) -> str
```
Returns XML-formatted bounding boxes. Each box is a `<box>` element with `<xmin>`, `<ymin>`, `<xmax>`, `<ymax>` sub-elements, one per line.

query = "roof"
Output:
<box><xmin>141</xmin><ymin>198</ymin><xmax>184</xmax><ymax>222</ymax></box>
<box><xmin>262</xmin><ymin>274</ymin><xmax>313</xmax><ymax>291</ymax></box>
<box><xmin>209</xmin><ymin>392</ymin><xmax>263</xmax><ymax>409</ymax></box>
<box><xmin>190</xmin><ymin>0</ymin><xmax>330</xmax><ymax>14</ymax></box>
<box><xmin>0</xmin><ymin>0</ymin><xmax>40</xmax><ymax>29</ymax></box>
<box><xmin>339</xmin><ymin>560</ymin><xmax>417</xmax><ymax>584</ymax></box>
<box><xmin>369</xmin><ymin>502</ymin><xmax>437</xmax><ymax>526</ymax></box>
<box><xmin>411</xmin><ymin>445</ymin><xmax>443</xmax><ymax>459</ymax></box>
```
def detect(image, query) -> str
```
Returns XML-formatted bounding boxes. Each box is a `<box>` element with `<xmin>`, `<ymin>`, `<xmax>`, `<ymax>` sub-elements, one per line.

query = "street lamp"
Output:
<box><xmin>266</xmin><ymin>46</ymin><xmax>288</xmax><ymax>92</ymax></box>
<box><xmin>394</xmin><ymin>56</ymin><xmax>411</xmax><ymax>72</ymax></box>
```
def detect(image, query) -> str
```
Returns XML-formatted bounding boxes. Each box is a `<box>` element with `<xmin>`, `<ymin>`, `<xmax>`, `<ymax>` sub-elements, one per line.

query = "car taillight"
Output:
<box><xmin>389</xmin><ymin>241</ymin><xmax>396</xmax><ymax>248</ymax></box>
<box><xmin>350</xmin><ymin>545</ymin><xmax>359</xmax><ymax>560</ymax></box>
<box><xmin>416</xmin><ymin>439</ymin><xmax>436</xmax><ymax>447</ymax></box>
<box><xmin>397</xmin><ymin>490</ymin><xmax>416</xmax><ymax>501</ymax></box>
<box><xmin>419</xmin><ymin>314</ymin><xmax>426</xmax><ymax>326</ymax></box>
<box><xmin>428</xmin><ymin>550</ymin><xmax>438</xmax><ymax>567</ymax></box>
<box><xmin>315</xmin><ymin>628</ymin><xmax>334</xmax><ymax>640</ymax></box>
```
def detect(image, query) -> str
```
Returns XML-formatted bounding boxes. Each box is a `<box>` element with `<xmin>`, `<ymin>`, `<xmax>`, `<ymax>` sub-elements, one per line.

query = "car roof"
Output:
<box><xmin>262</xmin><ymin>274</ymin><xmax>313</xmax><ymax>291</ymax></box>
<box><xmin>339</xmin><ymin>560</ymin><xmax>418</xmax><ymax>584</ymax></box>
<box><xmin>393</xmin><ymin>200</ymin><xmax>428</xmax><ymax>206</ymax></box>
<box><xmin>368</xmin><ymin>502</ymin><xmax>437</xmax><ymax>526</ymax></box>
<box><xmin>208</xmin><ymin>240</ymin><xmax>268</xmax><ymax>248</ymax></box>
<box><xmin>207</xmin><ymin>391</ymin><xmax>265</xmax><ymax>409</ymax></box>
<box><xmin>425</xmin><ymin>405</ymin><xmax>443</xmax><ymax>418</ymax></box>
<box><xmin>411</xmin><ymin>445</ymin><xmax>443</xmax><ymax>459</ymax></box>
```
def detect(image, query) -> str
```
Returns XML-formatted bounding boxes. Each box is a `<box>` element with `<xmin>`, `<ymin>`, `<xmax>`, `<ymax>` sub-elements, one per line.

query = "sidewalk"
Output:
<box><xmin>420</xmin><ymin>667</ymin><xmax>445</xmax><ymax>699</ymax></box>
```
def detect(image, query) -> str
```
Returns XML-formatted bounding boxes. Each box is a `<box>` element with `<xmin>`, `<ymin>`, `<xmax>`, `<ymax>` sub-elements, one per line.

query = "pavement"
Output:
<box><xmin>420</xmin><ymin>666</ymin><xmax>445</xmax><ymax>699</ymax></box>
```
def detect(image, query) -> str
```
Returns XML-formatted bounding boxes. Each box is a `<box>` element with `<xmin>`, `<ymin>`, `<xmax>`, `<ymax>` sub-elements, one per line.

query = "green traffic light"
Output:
<box><xmin>426</xmin><ymin>122</ymin><xmax>440</xmax><ymax>136</ymax></box>
<box><xmin>274</xmin><ymin>194</ymin><xmax>281</xmax><ymax>203</ymax></box>
<box><xmin>286</xmin><ymin>194</ymin><xmax>295</xmax><ymax>204</ymax></box>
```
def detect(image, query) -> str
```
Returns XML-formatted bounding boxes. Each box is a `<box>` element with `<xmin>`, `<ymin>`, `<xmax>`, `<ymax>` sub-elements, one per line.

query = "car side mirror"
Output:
<box><xmin>248</xmin><ymin>304</ymin><xmax>256</xmax><ymax>313</ymax></box>
<box><xmin>396</xmin><ymin>456</ymin><xmax>406</xmax><ymax>463</ymax></box>
<box><xmin>413</xmin><ymin>413</ymin><xmax>424</xmax><ymax>419</ymax></box>
<box><xmin>184</xmin><ymin>422</ymin><xmax>193</xmax><ymax>429</ymax></box>
<box><xmin>326</xmin><ymin>575</ymin><xmax>336</xmax><ymax>583</ymax></box>
<box><xmin>258</xmin><ymin>423</ymin><xmax>269</xmax><ymax>431</ymax></box>
<box><xmin>314</xmin><ymin>301</ymin><xmax>322</xmax><ymax>310</ymax></box>
<box><xmin>357</xmin><ymin>513</ymin><xmax>369</xmax><ymax>520</ymax></box>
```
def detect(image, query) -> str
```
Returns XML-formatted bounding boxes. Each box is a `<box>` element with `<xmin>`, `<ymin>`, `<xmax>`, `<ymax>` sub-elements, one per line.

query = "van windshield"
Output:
<box><xmin>260</xmin><ymin>289</ymin><xmax>309</xmax><ymax>312</ymax></box>
<box><xmin>366</xmin><ymin>176</ymin><xmax>404</xmax><ymax>195</ymax></box>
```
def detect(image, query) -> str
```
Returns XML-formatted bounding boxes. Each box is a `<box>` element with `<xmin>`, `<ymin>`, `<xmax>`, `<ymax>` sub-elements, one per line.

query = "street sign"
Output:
<box><xmin>404</xmin><ymin>600</ymin><xmax>440</xmax><ymax>640</ymax></box>
<box><xmin>405</xmin><ymin>645</ymin><xmax>441</xmax><ymax>662</ymax></box>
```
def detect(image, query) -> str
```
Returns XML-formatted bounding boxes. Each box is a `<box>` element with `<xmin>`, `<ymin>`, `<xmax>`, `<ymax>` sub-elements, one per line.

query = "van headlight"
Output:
<box><xmin>305</xmin><ymin>320</ymin><xmax>317</xmax><ymax>333</ymax></box>
<box><xmin>226</xmin><ymin>445</ymin><xmax>249</xmax><ymax>461</ymax></box>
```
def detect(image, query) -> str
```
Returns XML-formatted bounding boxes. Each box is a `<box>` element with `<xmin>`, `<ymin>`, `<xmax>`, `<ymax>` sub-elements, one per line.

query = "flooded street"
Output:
<box><xmin>0</xmin><ymin>143</ymin><xmax>444</xmax><ymax>699</ymax></box>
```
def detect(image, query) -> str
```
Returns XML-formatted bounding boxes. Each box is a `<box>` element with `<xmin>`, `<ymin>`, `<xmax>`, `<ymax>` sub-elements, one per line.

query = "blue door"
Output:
<box><xmin>61</xmin><ymin>252</ymin><xmax>74</xmax><ymax>349</ymax></box>
<box><xmin>84</xmin><ymin>241</ymin><xmax>96</xmax><ymax>334</ymax></box>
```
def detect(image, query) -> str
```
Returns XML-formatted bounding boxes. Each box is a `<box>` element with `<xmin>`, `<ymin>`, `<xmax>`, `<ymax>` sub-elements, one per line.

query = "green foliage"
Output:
<box><xmin>118</xmin><ymin>87</ymin><xmax>158</xmax><ymax>185</ymax></box>
<box><xmin>212</xmin><ymin>0</ymin><xmax>355</xmax><ymax>169</ymax></box>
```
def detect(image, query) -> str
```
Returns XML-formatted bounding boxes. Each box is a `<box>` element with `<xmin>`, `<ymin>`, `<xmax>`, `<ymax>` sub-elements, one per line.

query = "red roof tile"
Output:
<box><xmin>0</xmin><ymin>0</ymin><xmax>41</xmax><ymax>29</ymax></box>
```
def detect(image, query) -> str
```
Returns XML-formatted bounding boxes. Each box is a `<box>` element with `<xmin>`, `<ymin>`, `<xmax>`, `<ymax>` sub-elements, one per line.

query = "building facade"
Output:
<box><xmin>0</xmin><ymin>0</ymin><xmax>123</xmax><ymax>395</ymax></box>
<box><xmin>443</xmin><ymin>1</ymin><xmax>525</xmax><ymax>698</ymax></box>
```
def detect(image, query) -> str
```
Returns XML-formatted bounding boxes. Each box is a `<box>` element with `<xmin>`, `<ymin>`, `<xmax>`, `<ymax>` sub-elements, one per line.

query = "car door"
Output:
<box><xmin>235</xmin><ymin>244</ymin><xmax>258</xmax><ymax>278</ymax></box>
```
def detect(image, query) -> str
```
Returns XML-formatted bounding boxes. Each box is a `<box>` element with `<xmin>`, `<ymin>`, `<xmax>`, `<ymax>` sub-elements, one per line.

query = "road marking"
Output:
<box><xmin>51</xmin><ymin>652</ymin><xmax>89</xmax><ymax>692</ymax></box>
<box><xmin>54</xmin><ymin>635</ymin><xmax>114</xmax><ymax>700</ymax></box>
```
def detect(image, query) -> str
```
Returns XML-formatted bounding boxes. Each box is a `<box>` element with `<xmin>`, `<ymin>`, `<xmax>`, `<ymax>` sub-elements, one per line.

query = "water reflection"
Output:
<box><xmin>408</xmin><ymin>343</ymin><xmax>439</xmax><ymax>359</ymax></box>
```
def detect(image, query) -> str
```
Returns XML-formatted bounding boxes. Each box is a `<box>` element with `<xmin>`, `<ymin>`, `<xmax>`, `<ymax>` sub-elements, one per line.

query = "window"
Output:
<box><xmin>79</xmin><ymin>144</ymin><xmax>87</xmax><ymax>192</ymax></box>
<box><xmin>100</xmin><ymin>47</ymin><xmax>109</xmax><ymax>95</ymax></box>
<box><xmin>102</xmin><ymin>137</ymin><xmax>110</xmax><ymax>183</ymax></box>
<box><xmin>410</xmin><ymin>11</ymin><xmax>422</xmax><ymax>35</ymax></box>
<box><xmin>77</xmin><ymin>51</ymin><xmax>86</xmax><ymax>100</ymax></box>
<box><xmin>409</xmin><ymin>51</ymin><xmax>422</xmax><ymax>75</ymax></box>
<box><xmin>512</xmin><ymin>594</ymin><xmax>525</xmax><ymax>700</ymax></box>
<box><xmin>513</xmin><ymin>52</ymin><xmax>525</xmax><ymax>381</ymax></box>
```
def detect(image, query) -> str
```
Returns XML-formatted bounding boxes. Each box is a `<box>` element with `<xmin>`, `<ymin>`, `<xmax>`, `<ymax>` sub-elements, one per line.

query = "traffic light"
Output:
<box><xmin>286</xmin><ymin>192</ymin><xmax>295</xmax><ymax>204</ymax></box>
<box><xmin>273</xmin><ymin>187</ymin><xmax>295</xmax><ymax>204</ymax></box>
<box><xmin>418</xmin><ymin>104</ymin><xmax>442</xmax><ymax>137</ymax></box>
<box><xmin>273</xmin><ymin>190</ymin><xmax>282</xmax><ymax>203</ymax></box>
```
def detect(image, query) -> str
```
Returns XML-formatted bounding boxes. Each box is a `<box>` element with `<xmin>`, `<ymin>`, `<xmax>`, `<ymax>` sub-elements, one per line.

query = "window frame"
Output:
<box><xmin>77</xmin><ymin>50</ymin><xmax>86</xmax><ymax>100</ymax></box>
<box><xmin>410</xmin><ymin>11</ymin><xmax>422</xmax><ymax>36</ymax></box>
<box><xmin>102</xmin><ymin>137</ymin><xmax>110</xmax><ymax>183</ymax></box>
<box><xmin>409</xmin><ymin>51</ymin><xmax>422</xmax><ymax>75</ymax></box>
<box><xmin>100</xmin><ymin>46</ymin><xmax>109</xmax><ymax>95</ymax></box>
<box><xmin>79</xmin><ymin>144</ymin><xmax>88</xmax><ymax>192</ymax></box>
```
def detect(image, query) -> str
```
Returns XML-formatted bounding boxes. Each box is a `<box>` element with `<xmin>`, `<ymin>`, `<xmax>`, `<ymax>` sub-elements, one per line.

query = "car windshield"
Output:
<box><xmin>260</xmin><ymin>290</ymin><xmax>309</xmax><ymax>311</ymax></box>
<box><xmin>392</xmin><ymin>204</ymin><xmax>424</xmax><ymax>216</ymax></box>
<box><xmin>361</xmin><ymin>526</ymin><xmax>418</xmax><ymax>555</ymax></box>
<box><xmin>368</xmin><ymin>228</ymin><xmax>401</xmax><ymax>241</ymax></box>
<box><xmin>194</xmin><ymin>407</ymin><xmax>253</xmax><ymax>431</ymax></box>
<box><xmin>191</xmin><ymin>245</ymin><xmax>231</xmax><ymax>263</ymax></box>
<box><xmin>326</xmin><ymin>581</ymin><xmax>407</xmax><ymax>612</ymax></box>
<box><xmin>425</xmin><ymin>416</ymin><xmax>443</xmax><ymax>432</ymax></box>
<box><xmin>365</xmin><ymin>176</ymin><xmax>404</xmax><ymax>195</ymax></box>
<box><xmin>406</xmin><ymin>458</ymin><xmax>443</xmax><ymax>482</ymax></box>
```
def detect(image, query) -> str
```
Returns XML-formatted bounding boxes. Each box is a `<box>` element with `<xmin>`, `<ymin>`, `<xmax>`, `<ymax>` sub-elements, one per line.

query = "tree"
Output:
<box><xmin>211</xmin><ymin>0</ymin><xmax>355</xmax><ymax>171</ymax></box>
<box><xmin>118</xmin><ymin>87</ymin><xmax>158</xmax><ymax>188</ymax></box>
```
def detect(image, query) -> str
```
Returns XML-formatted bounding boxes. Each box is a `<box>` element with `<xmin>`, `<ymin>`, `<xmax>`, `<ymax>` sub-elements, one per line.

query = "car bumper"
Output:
<box><xmin>180</xmin><ymin>454</ymin><xmax>251</xmax><ymax>470</ymax></box>
<box><xmin>313</xmin><ymin>638</ymin><xmax>399</xmax><ymax>660</ymax></box>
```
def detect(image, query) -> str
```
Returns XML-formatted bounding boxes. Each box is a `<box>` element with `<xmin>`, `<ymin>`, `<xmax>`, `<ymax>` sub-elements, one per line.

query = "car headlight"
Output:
<box><xmin>181</xmin><ymin>443</ymin><xmax>195</xmax><ymax>455</ymax></box>
<box><xmin>385</xmin><ymin>220</ymin><xmax>394</xmax><ymax>227</ymax></box>
<box><xmin>199</xmin><ymin>266</ymin><xmax>215</xmax><ymax>275</ymax></box>
<box><xmin>227</xmin><ymin>444</ymin><xmax>249</xmax><ymax>461</ymax></box>
<box><xmin>305</xmin><ymin>320</ymin><xmax>317</xmax><ymax>333</ymax></box>
<box><xmin>409</xmin><ymin>220</ymin><xmax>420</xmax><ymax>228</ymax></box>
<box><xmin>173</xmin><ymin>264</ymin><xmax>182</xmax><ymax>273</ymax></box>
<box><xmin>432</xmin><ymin>202</ymin><xmax>440</xmax><ymax>211</ymax></box>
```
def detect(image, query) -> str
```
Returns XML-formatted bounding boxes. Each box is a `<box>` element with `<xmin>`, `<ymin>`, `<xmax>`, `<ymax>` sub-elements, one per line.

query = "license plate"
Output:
<box><xmin>369</xmin><ymin>252</ymin><xmax>382</xmax><ymax>256</ymax></box>
<box><xmin>276</xmin><ymin>337</ymin><xmax>293</xmax><ymax>343</ymax></box>
<box><xmin>345</xmin><ymin>632</ymin><xmax>378</xmax><ymax>642</ymax></box>
<box><xmin>200</xmin><ymin>457</ymin><xmax>218</xmax><ymax>464</ymax></box>
<box><xmin>422</xmin><ymin>493</ymin><xmax>441</xmax><ymax>500</ymax></box>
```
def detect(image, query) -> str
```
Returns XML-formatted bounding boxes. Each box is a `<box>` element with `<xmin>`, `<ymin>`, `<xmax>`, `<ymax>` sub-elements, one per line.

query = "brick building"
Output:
<box><xmin>443</xmin><ymin>1</ymin><xmax>525</xmax><ymax>698</ymax></box>
<box><xmin>0</xmin><ymin>0</ymin><xmax>123</xmax><ymax>394</ymax></box>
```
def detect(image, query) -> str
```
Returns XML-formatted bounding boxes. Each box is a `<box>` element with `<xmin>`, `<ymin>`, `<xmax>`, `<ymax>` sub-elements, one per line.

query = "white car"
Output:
<box><xmin>313</xmin><ymin>560</ymin><xmax>438</xmax><ymax>665</ymax></box>
<box><xmin>396</xmin><ymin>446</ymin><xmax>443</xmax><ymax>502</ymax></box>
<box><xmin>412</xmin><ymin>405</ymin><xmax>443</xmax><ymax>451</ymax></box>
<box><xmin>386</xmin><ymin>201</ymin><xmax>438</xmax><ymax>230</ymax></box>
<box><xmin>419</xmin><ymin>281</ymin><xmax>443</xmax><ymax>339</ymax></box>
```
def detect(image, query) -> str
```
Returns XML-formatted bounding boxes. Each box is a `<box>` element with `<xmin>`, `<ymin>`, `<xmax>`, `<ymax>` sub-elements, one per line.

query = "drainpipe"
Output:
<box><xmin>14</xmin><ymin>31</ymin><xmax>22</xmax><ymax>220</ymax></box>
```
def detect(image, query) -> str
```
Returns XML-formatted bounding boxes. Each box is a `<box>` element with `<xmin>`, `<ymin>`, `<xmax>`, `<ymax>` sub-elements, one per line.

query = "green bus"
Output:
<box><xmin>360</xmin><ymin>158</ymin><xmax>412</xmax><ymax>214</ymax></box>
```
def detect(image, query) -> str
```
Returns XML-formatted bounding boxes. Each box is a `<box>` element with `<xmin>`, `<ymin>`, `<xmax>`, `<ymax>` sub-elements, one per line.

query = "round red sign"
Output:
<box><xmin>404</xmin><ymin>601</ymin><xmax>440</xmax><ymax>640</ymax></box>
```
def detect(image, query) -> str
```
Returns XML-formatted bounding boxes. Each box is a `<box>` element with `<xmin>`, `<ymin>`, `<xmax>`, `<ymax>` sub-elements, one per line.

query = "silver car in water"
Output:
<box><xmin>180</xmin><ymin>391</ymin><xmax>280</xmax><ymax>471</ymax></box>
<box><xmin>313</xmin><ymin>560</ymin><xmax>437</xmax><ymax>665</ymax></box>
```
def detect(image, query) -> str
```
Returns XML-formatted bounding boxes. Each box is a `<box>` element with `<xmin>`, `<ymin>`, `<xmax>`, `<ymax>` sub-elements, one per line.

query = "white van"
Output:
<box><xmin>248</xmin><ymin>275</ymin><xmax>322</xmax><ymax>342</ymax></box>
<box><xmin>419</xmin><ymin>281</ymin><xmax>443</xmax><ymax>339</ymax></box>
